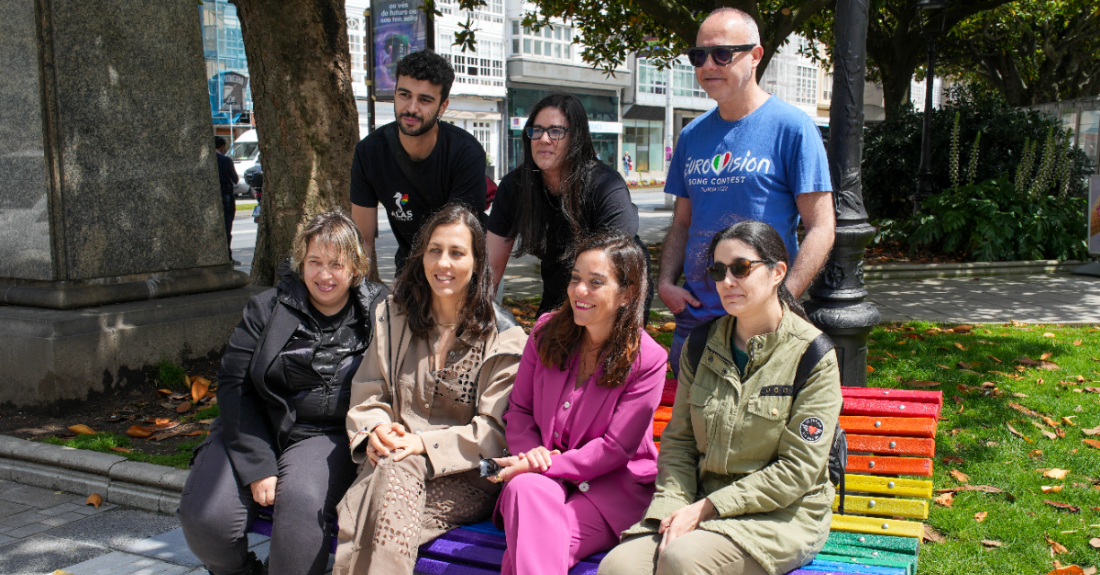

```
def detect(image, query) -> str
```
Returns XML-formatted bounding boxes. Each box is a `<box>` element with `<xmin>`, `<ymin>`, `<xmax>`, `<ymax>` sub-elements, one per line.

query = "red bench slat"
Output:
<box><xmin>841</xmin><ymin>387</ymin><xmax>943</xmax><ymax>407</ymax></box>
<box><xmin>841</xmin><ymin>398</ymin><xmax>941</xmax><ymax>419</ymax></box>
<box><xmin>845</xmin><ymin>434</ymin><xmax>935</xmax><ymax>457</ymax></box>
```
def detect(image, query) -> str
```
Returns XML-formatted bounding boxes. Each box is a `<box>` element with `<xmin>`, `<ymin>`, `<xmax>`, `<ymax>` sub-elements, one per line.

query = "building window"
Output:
<box><xmin>511</xmin><ymin>20</ymin><xmax>574</xmax><ymax>61</ymax></box>
<box><xmin>821</xmin><ymin>72</ymin><xmax>832</xmax><ymax>102</ymax></box>
<box><xmin>796</xmin><ymin>65</ymin><xmax>817</xmax><ymax>104</ymax></box>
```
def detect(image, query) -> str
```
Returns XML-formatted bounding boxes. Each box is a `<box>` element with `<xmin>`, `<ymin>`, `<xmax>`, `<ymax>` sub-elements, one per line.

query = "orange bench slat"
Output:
<box><xmin>841</xmin><ymin>387</ymin><xmax>943</xmax><ymax>407</ymax></box>
<box><xmin>842</xmin><ymin>398</ymin><xmax>941</xmax><ymax>420</ymax></box>
<box><xmin>840</xmin><ymin>416</ymin><xmax>937</xmax><ymax>438</ymax></box>
<box><xmin>653</xmin><ymin>420</ymin><xmax>668</xmax><ymax>439</ymax></box>
<box><xmin>655</xmin><ymin>406</ymin><xmax>673</xmax><ymax>422</ymax></box>
<box><xmin>846</xmin><ymin>454</ymin><xmax>933</xmax><ymax>477</ymax></box>
<box><xmin>845</xmin><ymin>434</ymin><xmax>935</xmax><ymax>457</ymax></box>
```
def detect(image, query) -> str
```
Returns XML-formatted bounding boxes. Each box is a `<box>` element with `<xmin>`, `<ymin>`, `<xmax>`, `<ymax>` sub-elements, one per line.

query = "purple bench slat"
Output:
<box><xmin>415</xmin><ymin>556</ymin><xmax>502</xmax><ymax>575</ymax></box>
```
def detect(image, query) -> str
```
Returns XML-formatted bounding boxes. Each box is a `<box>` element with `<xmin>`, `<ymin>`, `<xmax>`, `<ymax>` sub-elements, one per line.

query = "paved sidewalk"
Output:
<box><xmin>0</xmin><ymin>480</ymin><xmax>288</xmax><ymax>575</ymax></box>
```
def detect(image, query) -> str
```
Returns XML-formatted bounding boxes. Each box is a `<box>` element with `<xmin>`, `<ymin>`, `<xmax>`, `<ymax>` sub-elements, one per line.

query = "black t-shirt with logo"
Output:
<box><xmin>350</xmin><ymin>121</ymin><xmax>487</xmax><ymax>271</ymax></box>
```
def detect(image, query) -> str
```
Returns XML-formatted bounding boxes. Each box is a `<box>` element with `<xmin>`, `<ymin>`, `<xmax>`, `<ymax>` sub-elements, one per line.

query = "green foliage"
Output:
<box><xmin>904</xmin><ymin>176</ymin><xmax>1086</xmax><ymax>262</ymax></box>
<box><xmin>966</xmin><ymin>131</ymin><xmax>981</xmax><ymax>186</ymax></box>
<box><xmin>868</xmin><ymin>323</ymin><xmax>1100</xmax><ymax>574</ymax></box>
<box><xmin>42</xmin><ymin>433</ymin><xmax>200</xmax><ymax>469</ymax></box>
<box><xmin>183</xmin><ymin>404</ymin><xmax>220</xmax><ymax>422</ymax></box>
<box><xmin>862</xmin><ymin>84</ymin><xmax>1092</xmax><ymax>221</ymax></box>
<box><xmin>949</xmin><ymin>113</ymin><xmax>961</xmax><ymax>190</ymax></box>
<box><xmin>154</xmin><ymin>359</ymin><xmax>188</xmax><ymax>389</ymax></box>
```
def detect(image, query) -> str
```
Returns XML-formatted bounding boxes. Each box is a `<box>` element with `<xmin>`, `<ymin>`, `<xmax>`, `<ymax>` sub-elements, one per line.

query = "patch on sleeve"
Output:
<box><xmin>799</xmin><ymin>417</ymin><xmax>825</xmax><ymax>443</ymax></box>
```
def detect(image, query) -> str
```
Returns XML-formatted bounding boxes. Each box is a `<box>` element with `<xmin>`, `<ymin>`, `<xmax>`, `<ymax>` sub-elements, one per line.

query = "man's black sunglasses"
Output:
<box><xmin>685</xmin><ymin>44</ymin><xmax>756</xmax><ymax>67</ymax></box>
<box><xmin>707</xmin><ymin>258</ymin><xmax>767</xmax><ymax>281</ymax></box>
<box><xmin>525</xmin><ymin>125</ymin><xmax>570</xmax><ymax>141</ymax></box>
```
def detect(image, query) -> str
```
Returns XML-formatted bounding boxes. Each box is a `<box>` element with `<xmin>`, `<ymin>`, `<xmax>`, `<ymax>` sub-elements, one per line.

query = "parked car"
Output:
<box><xmin>245</xmin><ymin>161</ymin><xmax>263</xmax><ymax>223</ymax></box>
<box><xmin>229</xmin><ymin>129</ymin><xmax>259</xmax><ymax>198</ymax></box>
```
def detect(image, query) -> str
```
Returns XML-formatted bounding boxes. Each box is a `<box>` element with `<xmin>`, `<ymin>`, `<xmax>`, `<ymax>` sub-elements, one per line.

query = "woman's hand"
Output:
<box><xmin>521</xmin><ymin>446</ymin><xmax>557</xmax><ymax>473</ymax></box>
<box><xmin>389</xmin><ymin>433</ymin><xmax>427</xmax><ymax>462</ymax></box>
<box><xmin>366</xmin><ymin>423</ymin><xmax>407</xmax><ymax>466</ymax></box>
<box><xmin>658</xmin><ymin>498</ymin><xmax>718</xmax><ymax>553</ymax></box>
<box><xmin>250</xmin><ymin>476</ymin><xmax>277</xmax><ymax>506</ymax></box>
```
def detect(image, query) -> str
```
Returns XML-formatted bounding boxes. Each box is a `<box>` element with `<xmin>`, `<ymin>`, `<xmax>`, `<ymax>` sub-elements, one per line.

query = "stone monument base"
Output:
<box><xmin>0</xmin><ymin>286</ymin><xmax>266</xmax><ymax>407</ymax></box>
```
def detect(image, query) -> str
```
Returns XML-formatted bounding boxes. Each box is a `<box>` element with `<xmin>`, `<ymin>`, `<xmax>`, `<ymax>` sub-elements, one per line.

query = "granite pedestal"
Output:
<box><xmin>0</xmin><ymin>0</ymin><xmax>255</xmax><ymax>405</ymax></box>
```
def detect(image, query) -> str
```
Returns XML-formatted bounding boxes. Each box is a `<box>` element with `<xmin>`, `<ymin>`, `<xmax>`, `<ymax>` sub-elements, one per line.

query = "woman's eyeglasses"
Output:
<box><xmin>685</xmin><ymin>44</ymin><xmax>756</xmax><ymax>67</ymax></box>
<box><xmin>525</xmin><ymin>125</ymin><xmax>570</xmax><ymax>141</ymax></box>
<box><xmin>707</xmin><ymin>259</ymin><xmax>767</xmax><ymax>281</ymax></box>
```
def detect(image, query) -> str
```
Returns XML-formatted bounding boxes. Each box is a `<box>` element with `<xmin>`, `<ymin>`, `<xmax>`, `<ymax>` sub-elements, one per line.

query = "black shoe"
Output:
<box><xmin>232</xmin><ymin>259</ymin><xmax>243</xmax><ymax>266</ymax></box>
<box><xmin>245</xmin><ymin>551</ymin><xmax>267</xmax><ymax>575</ymax></box>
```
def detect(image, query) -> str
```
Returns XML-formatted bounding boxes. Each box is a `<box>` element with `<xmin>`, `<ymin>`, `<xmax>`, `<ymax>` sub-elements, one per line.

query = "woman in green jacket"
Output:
<box><xmin>599</xmin><ymin>220</ymin><xmax>843</xmax><ymax>575</ymax></box>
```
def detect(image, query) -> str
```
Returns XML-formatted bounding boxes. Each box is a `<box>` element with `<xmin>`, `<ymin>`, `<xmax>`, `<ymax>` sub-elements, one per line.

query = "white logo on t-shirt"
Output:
<box><xmin>391</xmin><ymin>191</ymin><xmax>414</xmax><ymax>222</ymax></box>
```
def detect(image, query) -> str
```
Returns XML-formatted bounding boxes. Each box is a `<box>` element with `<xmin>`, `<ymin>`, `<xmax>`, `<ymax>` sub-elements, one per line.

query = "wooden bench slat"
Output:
<box><xmin>842</xmin><ymin>399</ymin><xmax>941</xmax><ymax>420</ymax></box>
<box><xmin>808</xmin><ymin>559</ymin><xmax>907</xmax><ymax>575</ymax></box>
<box><xmin>820</xmin><ymin>543</ymin><xmax>917</xmax><ymax>568</ymax></box>
<box><xmin>653</xmin><ymin>421</ymin><xmax>668</xmax><ymax>439</ymax></box>
<box><xmin>840</xmin><ymin>416</ymin><xmax>938</xmax><ymax>438</ymax></box>
<box><xmin>843</xmin><ymin>474</ymin><xmax>934</xmax><ymax>499</ymax></box>
<box><xmin>814</xmin><ymin>553</ymin><xmax>913</xmax><ymax>575</ymax></box>
<box><xmin>788</xmin><ymin>570</ymin><xmax>868</xmax><ymax>575</ymax></box>
<box><xmin>845</xmin><ymin>435</ymin><xmax>935</xmax><ymax>457</ymax></box>
<box><xmin>846</xmin><ymin>455</ymin><xmax>933</xmax><ymax>477</ymax></box>
<box><xmin>833</xmin><ymin>495</ymin><xmax>929</xmax><ymax>519</ymax></box>
<box><xmin>414</xmin><ymin>556</ymin><xmax>501</xmax><ymax>575</ymax></box>
<box><xmin>830</xmin><ymin>514</ymin><xmax>925</xmax><ymax>539</ymax></box>
<box><xmin>841</xmin><ymin>388</ymin><xmax>942</xmax><ymax>407</ymax></box>
<box><xmin>655</xmin><ymin>406</ymin><xmax>673</xmax><ymax>422</ymax></box>
<box><xmin>826</xmin><ymin>532</ymin><xmax>920</xmax><ymax>556</ymax></box>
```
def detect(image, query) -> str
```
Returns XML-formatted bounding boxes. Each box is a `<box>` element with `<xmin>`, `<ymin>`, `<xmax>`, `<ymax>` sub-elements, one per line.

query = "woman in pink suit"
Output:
<box><xmin>489</xmin><ymin>231</ymin><xmax>668</xmax><ymax>575</ymax></box>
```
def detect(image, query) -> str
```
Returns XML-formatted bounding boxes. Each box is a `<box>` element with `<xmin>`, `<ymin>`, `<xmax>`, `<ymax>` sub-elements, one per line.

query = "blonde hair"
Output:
<box><xmin>290</xmin><ymin>211</ymin><xmax>371</xmax><ymax>284</ymax></box>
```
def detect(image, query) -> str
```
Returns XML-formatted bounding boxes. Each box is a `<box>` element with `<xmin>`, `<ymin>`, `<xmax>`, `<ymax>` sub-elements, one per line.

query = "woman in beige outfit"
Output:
<box><xmin>335</xmin><ymin>203</ymin><xmax>527</xmax><ymax>575</ymax></box>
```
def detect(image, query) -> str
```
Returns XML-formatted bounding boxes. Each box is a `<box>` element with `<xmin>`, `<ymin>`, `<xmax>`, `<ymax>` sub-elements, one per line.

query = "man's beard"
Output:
<box><xmin>398</xmin><ymin>110</ymin><xmax>440</xmax><ymax>137</ymax></box>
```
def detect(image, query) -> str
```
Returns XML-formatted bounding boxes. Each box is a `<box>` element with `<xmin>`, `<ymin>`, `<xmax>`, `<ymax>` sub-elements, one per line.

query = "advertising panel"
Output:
<box><xmin>371</xmin><ymin>0</ymin><xmax>428</xmax><ymax>100</ymax></box>
<box><xmin>1089</xmin><ymin>175</ymin><xmax>1100</xmax><ymax>255</ymax></box>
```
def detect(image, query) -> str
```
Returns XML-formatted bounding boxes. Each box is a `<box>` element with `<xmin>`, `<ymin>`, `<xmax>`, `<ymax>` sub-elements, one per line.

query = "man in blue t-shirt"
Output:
<box><xmin>658</xmin><ymin>7</ymin><xmax>836</xmax><ymax>375</ymax></box>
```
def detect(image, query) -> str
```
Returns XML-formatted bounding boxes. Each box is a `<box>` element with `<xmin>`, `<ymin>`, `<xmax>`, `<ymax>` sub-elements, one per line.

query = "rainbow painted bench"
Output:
<box><xmin>249</xmin><ymin>381</ymin><xmax>942</xmax><ymax>575</ymax></box>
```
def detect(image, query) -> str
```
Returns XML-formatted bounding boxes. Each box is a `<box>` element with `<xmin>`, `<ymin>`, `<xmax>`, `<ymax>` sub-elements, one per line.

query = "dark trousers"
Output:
<box><xmin>222</xmin><ymin>194</ymin><xmax>236</xmax><ymax>253</ymax></box>
<box><xmin>178</xmin><ymin>429</ymin><xmax>357</xmax><ymax>575</ymax></box>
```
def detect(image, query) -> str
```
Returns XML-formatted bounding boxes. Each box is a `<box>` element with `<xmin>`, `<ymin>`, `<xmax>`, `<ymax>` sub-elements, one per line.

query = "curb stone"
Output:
<box><xmin>864</xmin><ymin>259</ymin><xmax>1082</xmax><ymax>280</ymax></box>
<box><xmin>0</xmin><ymin>435</ymin><xmax>185</xmax><ymax>515</ymax></box>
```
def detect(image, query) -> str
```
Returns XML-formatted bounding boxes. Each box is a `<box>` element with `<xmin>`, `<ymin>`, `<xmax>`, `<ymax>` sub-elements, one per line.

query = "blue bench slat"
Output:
<box><xmin>789</xmin><ymin>570</ymin><xmax>868</xmax><ymax>575</ymax></box>
<box><xmin>807</xmin><ymin>560</ymin><xmax>906</xmax><ymax>575</ymax></box>
<box><xmin>420</xmin><ymin>537</ymin><xmax>504</xmax><ymax>570</ymax></box>
<box><xmin>415</xmin><ymin>556</ymin><xmax>502</xmax><ymax>575</ymax></box>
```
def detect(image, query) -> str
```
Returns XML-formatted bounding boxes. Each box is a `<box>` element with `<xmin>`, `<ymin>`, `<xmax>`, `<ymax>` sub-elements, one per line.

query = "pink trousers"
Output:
<box><xmin>497</xmin><ymin>473</ymin><xmax>620</xmax><ymax>575</ymax></box>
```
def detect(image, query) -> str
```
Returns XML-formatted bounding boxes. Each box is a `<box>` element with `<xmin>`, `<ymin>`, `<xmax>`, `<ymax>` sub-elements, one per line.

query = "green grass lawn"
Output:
<box><xmin>865</xmin><ymin>322</ymin><xmax>1100</xmax><ymax>574</ymax></box>
<box><xmin>44</xmin><ymin>433</ymin><xmax>201</xmax><ymax>469</ymax></box>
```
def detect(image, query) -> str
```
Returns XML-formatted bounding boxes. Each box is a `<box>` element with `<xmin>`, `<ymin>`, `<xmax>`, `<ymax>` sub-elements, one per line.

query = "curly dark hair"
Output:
<box><xmin>392</xmin><ymin>203</ymin><xmax>496</xmax><ymax>340</ymax></box>
<box><xmin>706</xmin><ymin>220</ymin><xmax>809</xmax><ymax>321</ymax></box>
<box><xmin>395</xmin><ymin>50</ymin><xmax>455</xmax><ymax>101</ymax></box>
<box><xmin>507</xmin><ymin>93</ymin><xmax>599</xmax><ymax>260</ymax></box>
<box><xmin>535</xmin><ymin>231</ymin><xmax>648</xmax><ymax>389</ymax></box>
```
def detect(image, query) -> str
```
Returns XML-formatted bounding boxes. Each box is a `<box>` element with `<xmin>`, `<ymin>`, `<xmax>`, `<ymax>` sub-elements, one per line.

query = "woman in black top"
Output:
<box><xmin>178</xmin><ymin>211</ymin><xmax>388</xmax><ymax>575</ymax></box>
<box><xmin>486</xmin><ymin>93</ymin><xmax>651</xmax><ymax>317</ymax></box>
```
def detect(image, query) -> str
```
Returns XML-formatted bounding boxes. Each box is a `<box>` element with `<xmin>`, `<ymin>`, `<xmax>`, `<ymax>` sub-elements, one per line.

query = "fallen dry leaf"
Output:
<box><xmin>955</xmin><ymin>342</ymin><xmax>968</xmax><ymax>351</ymax></box>
<box><xmin>1045</xmin><ymin>500</ymin><xmax>1081</xmax><ymax>513</ymax></box>
<box><xmin>150</xmin><ymin>430</ymin><xmax>179</xmax><ymax>442</ymax></box>
<box><xmin>108</xmin><ymin>446</ymin><xmax>132</xmax><ymax>453</ymax></box>
<box><xmin>866</xmin><ymin>365</ymin><xmax>875</xmax><ymax>373</ymax></box>
<box><xmin>1083</xmin><ymin>439</ymin><xmax>1100</xmax><ymax>450</ymax></box>
<box><xmin>181</xmin><ymin>430</ymin><xmax>208</xmax><ymax>436</ymax></box>
<box><xmin>1044</xmin><ymin>333</ymin><xmax>1057</xmax><ymax>338</ymax></box>
<box><xmin>1043</xmin><ymin>416</ymin><xmax>1062</xmax><ymax>427</ymax></box>
<box><xmin>1090</xmin><ymin>538</ymin><xmax>1100</xmax><ymax>549</ymax></box>
<box><xmin>904</xmin><ymin>380</ymin><xmax>942</xmax><ymax>388</ymax></box>
<box><xmin>1042</xmin><ymin>352</ymin><xmax>1055</xmax><ymax>360</ymax></box>
<box><xmin>67</xmin><ymin>424</ymin><xmax>96</xmax><ymax>436</ymax></box>
<box><xmin>1042</xmin><ymin>429</ymin><xmax>1059</xmax><ymax>440</ymax></box>
<box><xmin>1009</xmin><ymin>402</ymin><xmax>1041</xmax><ymax>417</ymax></box>
<box><xmin>190</xmin><ymin>376</ymin><xmax>212</xmax><ymax>402</ymax></box>
<box><xmin>1047</xmin><ymin>535</ymin><xmax>1069</xmax><ymax>554</ymax></box>
<box><xmin>1062</xmin><ymin>416</ymin><xmax>1077</xmax><ymax>427</ymax></box>
<box><xmin>1042</xmin><ymin>486</ymin><xmax>1063</xmax><ymax>493</ymax></box>
<box><xmin>935</xmin><ymin>484</ymin><xmax>1017</xmax><ymax>501</ymax></box>
<box><xmin>175</xmin><ymin>401</ymin><xmax>192</xmax><ymax>414</ymax></box>
<box><xmin>1008</xmin><ymin>423</ymin><xmax>1034</xmax><ymax>442</ymax></box>
<box><xmin>937</xmin><ymin>364</ymin><xmax>953</xmax><ymax>370</ymax></box>
<box><xmin>1057</xmin><ymin>428</ymin><xmax>1066</xmax><ymax>439</ymax></box>
<box><xmin>923</xmin><ymin>524</ymin><xmax>947</xmax><ymax>543</ymax></box>
<box><xmin>1047</xmin><ymin>567</ymin><xmax>1086</xmax><ymax>575</ymax></box>
<box><xmin>660</xmin><ymin>322</ymin><xmax>676</xmax><ymax>332</ymax></box>
<box><xmin>954</xmin><ymin>324</ymin><xmax>974</xmax><ymax>333</ymax></box>
<box><xmin>950</xmin><ymin>469</ymin><xmax>971</xmax><ymax>484</ymax></box>
<box><xmin>1030</xmin><ymin>449</ymin><xmax>1044</xmax><ymax>458</ymax></box>
<box><xmin>958</xmin><ymin>361</ymin><xmax>973</xmax><ymax>370</ymax></box>
<box><xmin>1041</xmin><ymin>361</ymin><xmax>1062</xmax><ymax>371</ymax></box>
<box><xmin>156</xmin><ymin>389</ymin><xmax>172</xmax><ymax>397</ymax></box>
<box><xmin>1074</xmin><ymin>340</ymin><xmax>1083</xmax><ymax>346</ymax></box>
<box><xmin>126</xmin><ymin>425</ymin><xmax>153</xmax><ymax>439</ymax></box>
<box><xmin>1043</xmin><ymin>469</ymin><xmax>1071</xmax><ymax>480</ymax></box>
<box><xmin>85</xmin><ymin>493</ymin><xmax>102</xmax><ymax>510</ymax></box>
<box><xmin>1018</xmin><ymin>357</ymin><xmax>1040</xmax><ymax>366</ymax></box>
<box><xmin>981</xmin><ymin>539</ymin><xmax>1002</xmax><ymax>548</ymax></box>
<box><xmin>933</xmin><ymin>492</ymin><xmax>955</xmax><ymax>507</ymax></box>
<box><xmin>975</xmin><ymin>511</ymin><xmax>988</xmax><ymax>522</ymax></box>
<box><xmin>1083</xmin><ymin>426</ymin><xmax>1100</xmax><ymax>436</ymax></box>
<box><xmin>943</xmin><ymin>455</ymin><xmax>965</xmax><ymax>464</ymax></box>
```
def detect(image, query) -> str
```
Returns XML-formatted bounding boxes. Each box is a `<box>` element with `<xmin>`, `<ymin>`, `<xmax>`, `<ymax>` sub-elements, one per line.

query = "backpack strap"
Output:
<box><xmin>791</xmin><ymin>333</ymin><xmax>836</xmax><ymax>401</ymax></box>
<box><xmin>685</xmin><ymin>318</ymin><xmax>718</xmax><ymax>377</ymax></box>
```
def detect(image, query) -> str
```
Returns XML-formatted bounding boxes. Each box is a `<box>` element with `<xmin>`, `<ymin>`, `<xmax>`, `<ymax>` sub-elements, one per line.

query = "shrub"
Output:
<box><xmin>862</xmin><ymin>84</ymin><xmax>1092</xmax><ymax>221</ymax></box>
<box><xmin>895</xmin><ymin>176</ymin><xmax>1086</xmax><ymax>261</ymax></box>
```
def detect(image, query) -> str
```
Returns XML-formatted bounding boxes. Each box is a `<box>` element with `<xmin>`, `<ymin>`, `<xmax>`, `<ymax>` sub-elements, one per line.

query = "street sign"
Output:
<box><xmin>219</xmin><ymin>72</ymin><xmax>249</xmax><ymax>113</ymax></box>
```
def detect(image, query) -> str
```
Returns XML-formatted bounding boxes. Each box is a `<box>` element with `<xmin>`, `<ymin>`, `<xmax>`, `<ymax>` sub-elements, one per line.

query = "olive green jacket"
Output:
<box><xmin>622</xmin><ymin>308</ymin><xmax>843</xmax><ymax>575</ymax></box>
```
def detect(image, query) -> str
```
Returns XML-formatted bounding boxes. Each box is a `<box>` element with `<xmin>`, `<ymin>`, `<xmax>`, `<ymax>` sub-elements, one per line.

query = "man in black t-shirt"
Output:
<box><xmin>350</xmin><ymin>50</ymin><xmax>486</xmax><ymax>275</ymax></box>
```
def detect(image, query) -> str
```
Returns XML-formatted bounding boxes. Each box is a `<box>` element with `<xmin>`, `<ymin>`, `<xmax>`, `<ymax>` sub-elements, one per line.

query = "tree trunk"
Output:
<box><xmin>231</xmin><ymin>0</ymin><xmax>359</xmax><ymax>286</ymax></box>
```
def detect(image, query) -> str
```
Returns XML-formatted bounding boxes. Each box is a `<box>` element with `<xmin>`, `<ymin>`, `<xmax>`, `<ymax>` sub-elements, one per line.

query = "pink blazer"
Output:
<box><xmin>500</xmin><ymin>316</ymin><xmax>668</xmax><ymax>536</ymax></box>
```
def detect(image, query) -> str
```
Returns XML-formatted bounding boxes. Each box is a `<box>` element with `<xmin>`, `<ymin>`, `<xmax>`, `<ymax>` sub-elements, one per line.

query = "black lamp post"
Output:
<box><xmin>804</xmin><ymin>0</ymin><xmax>878</xmax><ymax>387</ymax></box>
<box><xmin>912</xmin><ymin>0</ymin><xmax>951</xmax><ymax>214</ymax></box>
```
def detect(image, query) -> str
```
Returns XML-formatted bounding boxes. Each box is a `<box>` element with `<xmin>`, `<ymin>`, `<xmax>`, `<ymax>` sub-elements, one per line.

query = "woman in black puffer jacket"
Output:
<box><xmin>179</xmin><ymin>211</ymin><xmax>388</xmax><ymax>575</ymax></box>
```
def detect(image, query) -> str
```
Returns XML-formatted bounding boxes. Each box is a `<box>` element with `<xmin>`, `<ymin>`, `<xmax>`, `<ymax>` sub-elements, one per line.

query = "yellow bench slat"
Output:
<box><xmin>830</xmin><ymin>514</ymin><xmax>925</xmax><ymax>538</ymax></box>
<box><xmin>844</xmin><ymin>474</ymin><xmax>933</xmax><ymax>499</ymax></box>
<box><xmin>833</xmin><ymin>495</ymin><xmax>929</xmax><ymax>519</ymax></box>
